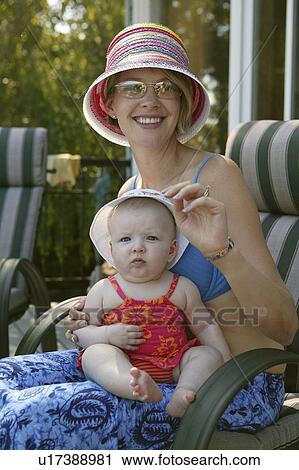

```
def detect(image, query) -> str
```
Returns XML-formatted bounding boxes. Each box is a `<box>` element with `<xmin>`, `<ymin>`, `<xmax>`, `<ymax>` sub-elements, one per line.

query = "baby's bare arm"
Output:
<box><xmin>75</xmin><ymin>278</ymin><xmax>144</xmax><ymax>350</ymax></box>
<box><xmin>76</xmin><ymin>325</ymin><xmax>110</xmax><ymax>349</ymax></box>
<box><xmin>75</xmin><ymin>279</ymin><xmax>108</xmax><ymax>348</ymax></box>
<box><xmin>182</xmin><ymin>278</ymin><xmax>231</xmax><ymax>362</ymax></box>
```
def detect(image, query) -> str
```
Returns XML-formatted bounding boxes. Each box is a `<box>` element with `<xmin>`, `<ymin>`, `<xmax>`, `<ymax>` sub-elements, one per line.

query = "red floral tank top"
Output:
<box><xmin>103</xmin><ymin>274</ymin><xmax>199</xmax><ymax>370</ymax></box>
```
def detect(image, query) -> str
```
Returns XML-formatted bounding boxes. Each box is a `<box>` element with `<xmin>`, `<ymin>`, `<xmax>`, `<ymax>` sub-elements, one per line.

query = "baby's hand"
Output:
<box><xmin>107</xmin><ymin>324</ymin><xmax>144</xmax><ymax>350</ymax></box>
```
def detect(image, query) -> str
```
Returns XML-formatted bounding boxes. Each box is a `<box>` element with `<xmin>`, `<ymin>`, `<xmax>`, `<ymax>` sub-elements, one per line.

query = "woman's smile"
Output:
<box><xmin>133</xmin><ymin>116</ymin><xmax>165</xmax><ymax>128</ymax></box>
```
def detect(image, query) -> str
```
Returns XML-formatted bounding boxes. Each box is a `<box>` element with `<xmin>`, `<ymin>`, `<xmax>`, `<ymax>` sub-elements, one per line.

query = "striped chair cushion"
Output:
<box><xmin>0</xmin><ymin>127</ymin><xmax>47</xmax><ymax>187</ymax></box>
<box><xmin>0</xmin><ymin>187</ymin><xmax>44</xmax><ymax>260</ymax></box>
<box><xmin>226</xmin><ymin>121</ymin><xmax>299</xmax><ymax>388</ymax></box>
<box><xmin>0</xmin><ymin>128</ymin><xmax>47</xmax><ymax>296</ymax></box>
<box><xmin>260</xmin><ymin>213</ymin><xmax>299</xmax><ymax>351</ymax></box>
<box><xmin>226</xmin><ymin>120</ymin><xmax>299</xmax><ymax>215</ymax></box>
<box><xmin>226</xmin><ymin>121</ymin><xmax>299</xmax><ymax>314</ymax></box>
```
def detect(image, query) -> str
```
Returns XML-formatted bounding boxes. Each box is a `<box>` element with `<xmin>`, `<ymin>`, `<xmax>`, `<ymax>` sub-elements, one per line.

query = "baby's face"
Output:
<box><xmin>109</xmin><ymin>203</ymin><xmax>177</xmax><ymax>283</ymax></box>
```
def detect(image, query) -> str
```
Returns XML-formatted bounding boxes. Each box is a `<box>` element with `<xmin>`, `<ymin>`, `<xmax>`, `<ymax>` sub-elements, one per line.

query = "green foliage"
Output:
<box><xmin>0</xmin><ymin>0</ymin><xmax>125</xmax><ymax>159</ymax></box>
<box><xmin>0</xmin><ymin>0</ymin><xmax>125</xmax><ymax>297</ymax></box>
<box><xmin>162</xmin><ymin>0</ymin><xmax>230</xmax><ymax>154</ymax></box>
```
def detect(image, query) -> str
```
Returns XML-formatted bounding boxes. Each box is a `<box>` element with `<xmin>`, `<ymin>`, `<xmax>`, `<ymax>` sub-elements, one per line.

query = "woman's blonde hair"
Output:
<box><xmin>104</xmin><ymin>69</ymin><xmax>193</xmax><ymax>138</ymax></box>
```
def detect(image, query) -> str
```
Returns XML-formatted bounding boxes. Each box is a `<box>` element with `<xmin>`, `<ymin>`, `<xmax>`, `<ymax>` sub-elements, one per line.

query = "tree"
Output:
<box><xmin>0</xmin><ymin>0</ymin><xmax>125</xmax><ymax>159</ymax></box>
<box><xmin>0</xmin><ymin>0</ymin><xmax>125</xmax><ymax>298</ymax></box>
<box><xmin>161</xmin><ymin>0</ymin><xmax>230</xmax><ymax>153</ymax></box>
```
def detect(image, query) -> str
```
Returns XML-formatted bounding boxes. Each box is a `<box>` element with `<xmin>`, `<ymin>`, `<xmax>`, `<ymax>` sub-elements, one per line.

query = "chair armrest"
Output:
<box><xmin>172</xmin><ymin>348</ymin><xmax>299</xmax><ymax>450</ymax></box>
<box><xmin>0</xmin><ymin>257</ymin><xmax>49</xmax><ymax>307</ymax></box>
<box><xmin>15</xmin><ymin>296</ymin><xmax>83</xmax><ymax>355</ymax></box>
<box><xmin>0</xmin><ymin>257</ymin><xmax>50</xmax><ymax>357</ymax></box>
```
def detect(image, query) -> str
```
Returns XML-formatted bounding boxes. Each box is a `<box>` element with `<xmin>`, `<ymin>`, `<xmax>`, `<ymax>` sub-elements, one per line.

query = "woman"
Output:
<box><xmin>1</xmin><ymin>24</ymin><xmax>298</xmax><ymax>449</ymax></box>
<box><xmin>64</xmin><ymin>23</ymin><xmax>298</xmax><ymax>435</ymax></box>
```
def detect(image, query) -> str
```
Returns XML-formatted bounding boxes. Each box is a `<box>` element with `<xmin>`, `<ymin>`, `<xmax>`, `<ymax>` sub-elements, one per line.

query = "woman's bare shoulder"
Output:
<box><xmin>198</xmin><ymin>152</ymin><xmax>237</xmax><ymax>177</ymax></box>
<box><xmin>188</xmin><ymin>150</ymin><xmax>232</xmax><ymax>183</ymax></box>
<box><xmin>213</xmin><ymin>154</ymin><xmax>242</xmax><ymax>177</ymax></box>
<box><xmin>197</xmin><ymin>154</ymin><xmax>245</xmax><ymax>198</ymax></box>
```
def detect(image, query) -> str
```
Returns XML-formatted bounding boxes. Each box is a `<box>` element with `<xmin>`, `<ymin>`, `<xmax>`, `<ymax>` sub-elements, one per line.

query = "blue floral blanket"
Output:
<box><xmin>0</xmin><ymin>350</ymin><xmax>179</xmax><ymax>450</ymax></box>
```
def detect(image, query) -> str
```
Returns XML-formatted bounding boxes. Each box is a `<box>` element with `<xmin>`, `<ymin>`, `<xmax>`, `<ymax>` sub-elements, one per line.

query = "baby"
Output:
<box><xmin>76</xmin><ymin>189</ymin><xmax>231</xmax><ymax>417</ymax></box>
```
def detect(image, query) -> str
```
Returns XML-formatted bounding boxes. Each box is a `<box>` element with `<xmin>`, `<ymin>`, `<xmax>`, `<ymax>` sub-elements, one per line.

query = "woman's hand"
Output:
<box><xmin>64</xmin><ymin>297</ymin><xmax>93</xmax><ymax>343</ymax></box>
<box><xmin>162</xmin><ymin>182</ymin><xmax>229</xmax><ymax>257</ymax></box>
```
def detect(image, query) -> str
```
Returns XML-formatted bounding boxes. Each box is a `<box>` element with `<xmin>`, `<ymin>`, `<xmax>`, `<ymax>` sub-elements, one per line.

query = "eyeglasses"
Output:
<box><xmin>113</xmin><ymin>80</ymin><xmax>182</xmax><ymax>99</ymax></box>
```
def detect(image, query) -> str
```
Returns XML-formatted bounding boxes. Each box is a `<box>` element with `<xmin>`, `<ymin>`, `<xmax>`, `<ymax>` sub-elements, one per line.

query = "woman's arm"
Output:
<box><xmin>163</xmin><ymin>161</ymin><xmax>298</xmax><ymax>345</ymax></box>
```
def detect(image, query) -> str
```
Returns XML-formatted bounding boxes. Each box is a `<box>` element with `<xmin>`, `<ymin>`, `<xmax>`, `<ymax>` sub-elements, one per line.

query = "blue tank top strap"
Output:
<box><xmin>130</xmin><ymin>174</ymin><xmax>139</xmax><ymax>190</ymax></box>
<box><xmin>131</xmin><ymin>157</ymin><xmax>216</xmax><ymax>189</ymax></box>
<box><xmin>193</xmin><ymin>155</ymin><xmax>217</xmax><ymax>183</ymax></box>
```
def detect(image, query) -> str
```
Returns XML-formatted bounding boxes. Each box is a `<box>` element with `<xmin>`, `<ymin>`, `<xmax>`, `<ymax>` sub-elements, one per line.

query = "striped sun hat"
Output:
<box><xmin>83</xmin><ymin>23</ymin><xmax>210</xmax><ymax>146</ymax></box>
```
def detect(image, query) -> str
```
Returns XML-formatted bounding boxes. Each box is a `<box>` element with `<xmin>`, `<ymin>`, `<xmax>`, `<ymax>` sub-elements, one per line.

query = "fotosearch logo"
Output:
<box><xmin>191</xmin><ymin>306</ymin><xmax>267</xmax><ymax>327</ymax></box>
<box><xmin>33</xmin><ymin>305</ymin><xmax>267</xmax><ymax>329</ymax></box>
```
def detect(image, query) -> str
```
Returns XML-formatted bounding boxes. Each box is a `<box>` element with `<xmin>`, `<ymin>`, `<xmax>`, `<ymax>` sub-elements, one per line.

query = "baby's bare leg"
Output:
<box><xmin>167</xmin><ymin>346</ymin><xmax>223</xmax><ymax>417</ymax></box>
<box><xmin>82</xmin><ymin>344</ymin><xmax>135</xmax><ymax>399</ymax></box>
<box><xmin>82</xmin><ymin>344</ymin><xmax>162</xmax><ymax>402</ymax></box>
<box><xmin>130</xmin><ymin>368</ymin><xmax>163</xmax><ymax>403</ymax></box>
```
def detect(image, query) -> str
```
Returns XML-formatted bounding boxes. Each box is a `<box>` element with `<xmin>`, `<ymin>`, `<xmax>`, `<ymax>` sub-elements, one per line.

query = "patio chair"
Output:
<box><xmin>0</xmin><ymin>120</ymin><xmax>298</xmax><ymax>450</ymax></box>
<box><xmin>0</xmin><ymin>127</ymin><xmax>56</xmax><ymax>358</ymax></box>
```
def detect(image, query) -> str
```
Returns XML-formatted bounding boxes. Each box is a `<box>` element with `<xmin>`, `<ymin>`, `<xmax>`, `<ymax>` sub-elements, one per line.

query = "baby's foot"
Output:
<box><xmin>130</xmin><ymin>367</ymin><xmax>163</xmax><ymax>403</ymax></box>
<box><xmin>166</xmin><ymin>387</ymin><xmax>196</xmax><ymax>417</ymax></box>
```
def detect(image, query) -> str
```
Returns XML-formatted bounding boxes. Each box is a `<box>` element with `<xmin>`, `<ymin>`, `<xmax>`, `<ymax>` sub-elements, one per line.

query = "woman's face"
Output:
<box><xmin>106</xmin><ymin>68</ymin><xmax>181</xmax><ymax>149</ymax></box>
